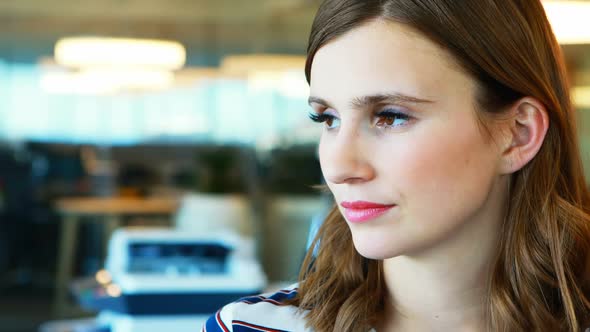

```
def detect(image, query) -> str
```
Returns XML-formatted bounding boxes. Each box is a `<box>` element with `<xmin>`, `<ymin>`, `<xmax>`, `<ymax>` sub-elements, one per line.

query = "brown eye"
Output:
<box><xmin>325</xmin><ymin>117</ymin><xmax>334</xmax><ymax>127</ymax></box>
<box><xmin>374</xmin><ymin>110</ymin><xmax>411</xmax><ymax>128</ymax></box>
<box><xmin>308</xmin><ymin>112</ymin><xmax>341</xmax><ymax>129</ymax></box>
<box><xmin>376</xmin><ymin>116</ymin><xmax>395</xmax><ymax>126</ymax></box>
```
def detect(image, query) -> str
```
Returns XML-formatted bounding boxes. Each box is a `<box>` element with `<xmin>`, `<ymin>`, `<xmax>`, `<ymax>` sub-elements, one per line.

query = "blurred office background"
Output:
<box><xmin>0</xmin><ymin>1</ymin><xmax>588</xmax><ymax>331</ymax></box>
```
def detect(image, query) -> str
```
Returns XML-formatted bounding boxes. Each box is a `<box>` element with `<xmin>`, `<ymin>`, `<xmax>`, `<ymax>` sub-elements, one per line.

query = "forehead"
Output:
<box><xmin>309</xmin><ymin>20</ymin><xmax>474</xmax><ymax>106</ymax></box>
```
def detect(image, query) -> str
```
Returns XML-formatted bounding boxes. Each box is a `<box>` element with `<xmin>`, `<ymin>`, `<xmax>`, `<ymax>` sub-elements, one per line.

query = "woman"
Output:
<box><xmin>204</xmin><ymin>0</ymin><xmax>590</xmax><ymax>331</ymax></box>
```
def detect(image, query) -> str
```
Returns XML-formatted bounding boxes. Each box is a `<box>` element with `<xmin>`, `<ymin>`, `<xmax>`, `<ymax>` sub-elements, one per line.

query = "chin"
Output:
<box><xmin>351</xmin><ymin>235</ymin><xmax>405</xmax><ymax>260</ymax></box>
<box><xmin>350</xmin><ymin>229</ymin><xmax>433</xmax><ymax>260</ymax></box>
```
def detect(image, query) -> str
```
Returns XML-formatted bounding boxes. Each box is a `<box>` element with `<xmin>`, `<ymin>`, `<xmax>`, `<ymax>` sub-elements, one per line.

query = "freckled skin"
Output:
<box><xmin>311</xmin><ymin>20</ymin><xmax>508</xmax><ymax>259</ymax></box>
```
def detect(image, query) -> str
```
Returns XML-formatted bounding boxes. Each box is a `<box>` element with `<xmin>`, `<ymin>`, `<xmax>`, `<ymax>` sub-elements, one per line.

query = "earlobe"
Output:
<box><xmin>500</xmin><ymin>97</ymin><xmax>549</xmax><ymax>174</ymax></box>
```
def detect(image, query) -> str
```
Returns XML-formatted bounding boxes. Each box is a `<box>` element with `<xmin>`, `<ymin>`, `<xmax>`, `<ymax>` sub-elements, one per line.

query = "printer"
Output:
<box><xmin>74</xmin><ymin>228</ymin><xmax>267</xmax><ymax>332</ymax></box>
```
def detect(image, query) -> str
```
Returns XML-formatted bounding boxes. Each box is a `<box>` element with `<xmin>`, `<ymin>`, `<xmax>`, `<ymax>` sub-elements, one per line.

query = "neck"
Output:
<box><xmin>379</xmin><ymin>176</ymin><xmax>510</xmax><ymax>331</ymax></box>
<box><xmin>381</xmin><ymin>248</ymin><xmax>492</xmax><ymax>331</ymax></box>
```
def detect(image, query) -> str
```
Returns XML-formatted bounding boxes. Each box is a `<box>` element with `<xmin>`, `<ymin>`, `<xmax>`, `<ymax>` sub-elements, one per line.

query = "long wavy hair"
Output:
<box><xmin>289</xmin><ymin>0</ymin><xmax>590</xmax><ymax>331</ymax></box>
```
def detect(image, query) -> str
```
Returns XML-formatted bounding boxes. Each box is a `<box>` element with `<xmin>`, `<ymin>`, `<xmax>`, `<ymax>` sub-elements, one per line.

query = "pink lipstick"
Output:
<box><xmin>340</xmin><ymin>201</ymin><xmax>396</xmax><ymax>223</ymax></box>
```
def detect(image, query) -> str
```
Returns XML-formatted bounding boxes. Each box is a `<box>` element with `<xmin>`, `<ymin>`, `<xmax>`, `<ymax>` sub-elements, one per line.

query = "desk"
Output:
<box><xmin>53</xmin><ymin>197</ymin><xmax>179</xmax><ymax>318</ymax></box>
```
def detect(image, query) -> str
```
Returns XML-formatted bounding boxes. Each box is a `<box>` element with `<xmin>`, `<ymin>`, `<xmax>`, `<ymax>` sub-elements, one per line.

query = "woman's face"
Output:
<box><xmin>309</xmin><ymin>20</ymin><xmax>508</xmax><ymax>259</ymax></box>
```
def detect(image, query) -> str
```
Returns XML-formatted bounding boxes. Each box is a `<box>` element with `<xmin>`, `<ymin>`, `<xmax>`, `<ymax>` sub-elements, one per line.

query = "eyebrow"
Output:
<box><xmin>308</xmin><ymin>92</ymin><xmax>434</xmax><ymax>109</ymax></box>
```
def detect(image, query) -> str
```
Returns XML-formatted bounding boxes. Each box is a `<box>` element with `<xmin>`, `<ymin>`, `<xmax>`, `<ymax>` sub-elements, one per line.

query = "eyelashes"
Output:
<box><xmin>308</xmin><ymin>109</ymin><xmax>413</xmax><ymax>129</ymax></box>
<box><xmin>308</xmin><ymin>112</ymin><xmax>334</xmax><ymax>123</ymax></box>
<box><xmin>374</xmin><ymin>110</ymin><xmax>411</xmax><ymax>127</ymax></box>
<box><xmin>308</xmin><ymin>112</ymin><xmax>339</xmax><ymax>129</ymax></box>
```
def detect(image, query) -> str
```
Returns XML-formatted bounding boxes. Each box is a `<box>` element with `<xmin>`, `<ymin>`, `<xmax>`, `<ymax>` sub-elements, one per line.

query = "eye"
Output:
<box><xmin>374</xmin><ymin>109</ymin><xmax>412</xmax><ymax>128</ymax></box>
<box><xmin>308</xmin><ymin>112</ymin><xmax>341</xmax><ymax>129</ymax></box>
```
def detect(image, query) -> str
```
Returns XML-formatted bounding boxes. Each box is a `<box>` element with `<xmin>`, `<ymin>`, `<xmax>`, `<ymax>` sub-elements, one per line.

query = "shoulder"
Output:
<box><xmin>202</xmin><ymin>284</ymin><xmax>311</xmax><ymax>332</ymax></box>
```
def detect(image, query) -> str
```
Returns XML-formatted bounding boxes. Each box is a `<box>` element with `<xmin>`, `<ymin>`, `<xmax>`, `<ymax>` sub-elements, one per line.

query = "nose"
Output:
<box><xmin>319</xmin><ymin>130</ymin><xmax>376</xmax><ymax>185</ymax></box>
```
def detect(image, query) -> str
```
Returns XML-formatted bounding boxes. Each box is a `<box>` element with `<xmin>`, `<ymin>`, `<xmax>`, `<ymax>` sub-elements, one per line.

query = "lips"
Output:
<box><xmin>340</xmin><ymin>201</ymin><xmax>396</xmax><ymax>223</ymax></box>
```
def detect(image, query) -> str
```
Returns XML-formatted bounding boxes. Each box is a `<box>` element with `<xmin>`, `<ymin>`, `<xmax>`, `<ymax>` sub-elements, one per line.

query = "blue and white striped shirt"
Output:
<box><xmin>201</xmin><ymin>285</ymin><xmax>312</xmax><ymax>332</ymax></box>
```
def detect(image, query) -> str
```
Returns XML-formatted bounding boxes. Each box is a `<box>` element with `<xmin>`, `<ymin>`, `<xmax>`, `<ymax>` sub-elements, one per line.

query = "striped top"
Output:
<box><xmin>201</xmin><ymin>285</ymin><xmax>312</xmax><ymax>332</ymax></box>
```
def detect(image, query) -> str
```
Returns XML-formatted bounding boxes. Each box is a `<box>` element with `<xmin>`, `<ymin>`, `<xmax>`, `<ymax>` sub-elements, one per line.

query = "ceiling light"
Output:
<box><xmin>220</xmin><ymin>54</ymin><xmax>306</xmax><ymax>76</ymax></box>
<box><xmin>40</xmin><ymin>68</ymin><xmax>174</xmax><ymax>95</ymax></box>
<box><xmin>55</xmin><ymin>37</ymin><xmax>186</xmax><ymax>70</ymax></box>
<box><xmin>247</xmin><ymin>70</ymin><xmax>309</xmax><ymax>99</ymax></box>
<box><xmin>543</xmin><ymin>1</ymin><xmax>590</xmax><ymax>45</ymax></box>
<box><xmin>573</xmin><ymin>86</ymin><xmax>590</xmax><ymax>109</ymax></box>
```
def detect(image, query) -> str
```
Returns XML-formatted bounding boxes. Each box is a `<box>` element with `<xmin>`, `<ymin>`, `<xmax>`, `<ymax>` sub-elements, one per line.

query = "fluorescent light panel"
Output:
<box><xmin>55</xmin><ymin>37</ymin><xmax>186</xmax><ymax>70</ymax></box>
<box><xmin>573</xmin><ymin>86</ymin><xmax>590</xmax><ymax>109</ymax></box>
<box><xmin>220</xmin><ymin>55</ymin><xmax>306</xmax><ymax>75</ymax></box>
<box><xmin>41</xmin><ymin>68</ymin><xmax>174</xmax><ymax>95</ymax></box>
<box><xmin>543</xmin><ymin>1</ymin><xmax>590</xmax><ymax>45</ymax></box>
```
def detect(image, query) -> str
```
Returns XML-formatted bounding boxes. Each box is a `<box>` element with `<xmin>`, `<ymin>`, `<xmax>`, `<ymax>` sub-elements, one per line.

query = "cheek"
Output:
<box><xmin>386</xmin><ymin>120</ymin><xmax>498</xmax><ymax>217</ymax></box>
<box><xmin>318</xmin><ymin>136</ymin><xmax>329</xmax><ymax>177</ymax></box>
<box><xmin>318</xmin><ymin>133</ymin><xmax>344</xmax><ymax>180</ymax></box>
<box><xmin>318</xmin><ymin>137</ymin><xmax>338</xmax><ymax>192</ymax></box>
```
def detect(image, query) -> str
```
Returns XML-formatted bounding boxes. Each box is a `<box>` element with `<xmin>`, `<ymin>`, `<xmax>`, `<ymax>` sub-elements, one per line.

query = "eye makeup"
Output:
<box><xmin>308</xmin><ymin>107</ymin><xmax>414</xmax><ymax>130</ymax></box>
<box><xmin>308</xmin><ymin>112</ymin><xmax>340</xmax><ymax>129</ymax></box>
<box><xmin>373</xmin><ymin>109</ymin><xmax>413</xmax><ymax>128</ymax></box>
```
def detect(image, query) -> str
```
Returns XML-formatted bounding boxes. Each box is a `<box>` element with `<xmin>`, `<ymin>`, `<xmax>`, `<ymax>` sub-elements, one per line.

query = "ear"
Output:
<box><xmin>499</xmin><ymin>97</ymin><xmax>549</xmax><ymax>174</ymax></box>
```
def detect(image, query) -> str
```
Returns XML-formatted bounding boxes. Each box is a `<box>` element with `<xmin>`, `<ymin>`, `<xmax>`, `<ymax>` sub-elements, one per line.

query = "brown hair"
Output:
<box><xmin>290</xmin><ymin>0</ymin><xmax>590</xmax><ymax>331</ymax></box>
